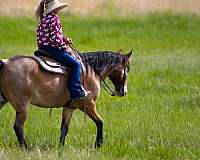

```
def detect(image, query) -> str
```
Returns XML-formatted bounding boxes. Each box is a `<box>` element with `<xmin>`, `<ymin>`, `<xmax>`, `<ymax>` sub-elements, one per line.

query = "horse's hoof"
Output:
<box><xmin>95</xmin><ymin>142</ymin><xmax>102</xmax><ymax>149</ymax></box>
<box><xmin>20</xmin><ymin>144</ymin><xmax>29</xmax><ymax>151</ymax></box>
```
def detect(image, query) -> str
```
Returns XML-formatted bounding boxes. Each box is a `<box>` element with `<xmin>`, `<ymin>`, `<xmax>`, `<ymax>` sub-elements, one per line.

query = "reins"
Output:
<box><xmin>70</xmin><ymin>44</ymin><xmax>127</xmax><ymax>97</ymax></box>
<box><xmin>99</xmin><ymin>60</ymin><xmax>127</xmax><ymax>97</ymax></box>
<box><xmin>96</xmin><ymin>73</ymin><xmax>117</xmax><ymax>96</ymax></box>
<box><xmin>70</xmin><ymin>44</ymin><xmax>117</xmax><ymax>96</ymax></box>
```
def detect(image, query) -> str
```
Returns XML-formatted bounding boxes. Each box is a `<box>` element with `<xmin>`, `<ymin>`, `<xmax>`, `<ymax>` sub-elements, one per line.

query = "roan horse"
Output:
<box><xmin>0</xmin><ymin>50</ymin><xmax>132</xmax><ymax>148</ymax></box>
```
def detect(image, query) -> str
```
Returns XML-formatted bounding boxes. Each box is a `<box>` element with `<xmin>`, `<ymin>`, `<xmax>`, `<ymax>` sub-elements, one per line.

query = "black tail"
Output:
<box><xmin>0</xmin><ymin>59</ymin><xmax>7</xmax><ymax>109</ymax></box>
<box><xmin>0</xmin><ymin>60</ymin><xmax>4</xmax><ymax>69</ymax></box>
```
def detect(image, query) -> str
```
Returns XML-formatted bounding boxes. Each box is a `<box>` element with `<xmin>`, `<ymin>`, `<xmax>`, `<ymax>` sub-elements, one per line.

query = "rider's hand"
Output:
<box><xmin>67</xmin><ymin>38</ymin><xmax>73</xmax><ymax>44</ymax></box>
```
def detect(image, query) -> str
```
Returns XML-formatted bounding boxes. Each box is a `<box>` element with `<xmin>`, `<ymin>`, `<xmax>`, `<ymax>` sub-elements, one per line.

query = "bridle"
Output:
<box><xmin>95</xmin><ymin>59</ymin><xmax>129</xmax><ymax>96</ymax></box>
<box><xmin>70</xmin><ymin>44</ymin><xmax>129</xmax><ymax>97</ymax></box>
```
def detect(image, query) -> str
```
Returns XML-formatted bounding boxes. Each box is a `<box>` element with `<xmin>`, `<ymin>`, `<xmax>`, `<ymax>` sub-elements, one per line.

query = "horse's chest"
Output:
<box><xmin>86</xmin><ymin>78</ymin><xmax>100</xmax><ymax>101</ymax></box>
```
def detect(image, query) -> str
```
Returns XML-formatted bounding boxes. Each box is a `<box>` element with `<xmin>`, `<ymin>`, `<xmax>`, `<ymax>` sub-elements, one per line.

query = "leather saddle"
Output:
<box><xmin>33</xmin><ymin>50</ymin><xmax>69</xmax><ymax>75</ymax></box>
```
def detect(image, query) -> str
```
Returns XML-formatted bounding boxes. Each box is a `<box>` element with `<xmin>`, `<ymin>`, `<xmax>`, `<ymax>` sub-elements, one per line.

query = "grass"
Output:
<box><xmin>0</xmin><ymin>13</ymin><xmax>200</xmax><ymax>159</ymax></box>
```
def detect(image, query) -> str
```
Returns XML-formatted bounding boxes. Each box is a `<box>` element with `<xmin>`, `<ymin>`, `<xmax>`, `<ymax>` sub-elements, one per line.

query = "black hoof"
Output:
<box><xmin>59</xmin><ymin>142</ymin><xmax>65</xmax><ymax>148</ymax></box>
<box><xmin>95</xmin><ymin>141</ymin><xmax>102</xmax><ymax>148</ymax></box>
<box><xmin>20</xmin><ymin>143</ymin><xmax>28</xmax><ymax>151</ymax></box>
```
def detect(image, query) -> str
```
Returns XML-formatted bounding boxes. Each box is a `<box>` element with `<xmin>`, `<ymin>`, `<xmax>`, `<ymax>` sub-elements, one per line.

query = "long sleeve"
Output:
<box><xmin>36</xmin><ymin>13</ymin><xmax>71</xmax><ymax>50</ymax></box>
<box><xmin>49</xmin><ymin>15</ymin><xmax>68</xmax><ymax>50</ymax></box>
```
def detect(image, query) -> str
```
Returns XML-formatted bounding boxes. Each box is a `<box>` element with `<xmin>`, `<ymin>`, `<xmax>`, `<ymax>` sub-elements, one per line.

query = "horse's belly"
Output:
<box><xmin>30</xmin><ymin>85</ymin><xmax>69</xmax><ymax>108</ymax></box>
<box><xmin>31</xmin><ymin>69</ymin><xmax>70</xmax><ymax>107</ymax></box>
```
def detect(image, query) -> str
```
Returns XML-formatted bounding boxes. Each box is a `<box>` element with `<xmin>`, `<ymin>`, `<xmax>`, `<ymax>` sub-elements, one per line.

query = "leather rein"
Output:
<box><xmin>96</xmin><ymin>63</ymin><xmax>128</xmax><ymax>96</ymax></box>
<box><xmin>70</xmin><ymin>44</ymin><xmax>128</xmax><ymax>96</ymax></box>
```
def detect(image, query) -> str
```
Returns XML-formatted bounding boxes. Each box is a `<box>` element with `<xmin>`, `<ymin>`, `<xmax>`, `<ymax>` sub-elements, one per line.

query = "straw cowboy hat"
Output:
<box><xmin>44</xmin><ymin>0</ymin><xmax>68</xmax><ymax>15</ymax></box>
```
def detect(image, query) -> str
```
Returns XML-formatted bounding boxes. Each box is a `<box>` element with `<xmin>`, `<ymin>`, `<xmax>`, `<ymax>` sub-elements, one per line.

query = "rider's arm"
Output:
<box><xmin>49</xmin><ymin>15</ymin><xmax>68</xmax><ymax>50</ymax></box>
<box><xmin>63</xmin><ymin>37</ymin><xmax>72</xmax><ymax>44</ymax></box>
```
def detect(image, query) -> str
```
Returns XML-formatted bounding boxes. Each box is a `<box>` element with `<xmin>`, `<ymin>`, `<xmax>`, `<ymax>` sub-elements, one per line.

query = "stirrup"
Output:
<box><xmin>71</xmin><ymin>91</ymin><xmax>92</xmax><ymax>102</ymax></box>
<box><xmin>83</xmin><ymin>90</ymin><xmax>92</xmax><ymax>99</ymax></box>
<box><xmin>81</xmin><ymin>86</ymin><xmax>92</xmax><ymax>99</ymax></box>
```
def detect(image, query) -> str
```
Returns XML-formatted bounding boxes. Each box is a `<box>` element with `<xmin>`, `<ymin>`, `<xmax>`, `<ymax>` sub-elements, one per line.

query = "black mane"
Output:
<box><xmin>80</xmin><ymin>51</ymin><xmax>125</xmax><ymax>73</ymax></box>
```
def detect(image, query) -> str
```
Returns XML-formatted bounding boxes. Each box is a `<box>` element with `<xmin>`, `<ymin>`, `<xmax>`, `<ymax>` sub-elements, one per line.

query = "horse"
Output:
<box><xmin>0</xmin><ymin>50</ymin><xmax>132</xmax><ymax>148</ymax></box>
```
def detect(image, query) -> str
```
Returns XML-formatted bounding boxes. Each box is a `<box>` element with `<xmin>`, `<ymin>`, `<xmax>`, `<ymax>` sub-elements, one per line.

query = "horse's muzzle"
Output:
<box><xmin>114</xmin><ymin>85</ymin><xmax>127</xmax><ymax>97</ymax></box>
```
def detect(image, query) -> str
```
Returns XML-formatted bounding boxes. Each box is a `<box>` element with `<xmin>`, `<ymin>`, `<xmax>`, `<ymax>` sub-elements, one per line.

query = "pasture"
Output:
<box><xmin>0</xmin><ymin>13</ymin><xmax>200</xmax><ymax>159</ymax></box>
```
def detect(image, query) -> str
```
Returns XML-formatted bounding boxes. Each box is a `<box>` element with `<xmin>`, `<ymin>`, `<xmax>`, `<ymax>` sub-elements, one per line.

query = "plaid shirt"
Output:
<box><xmin>36</xmin><ymin>13</ymin><xmax>70</xmax><ymax>50</ymax></box>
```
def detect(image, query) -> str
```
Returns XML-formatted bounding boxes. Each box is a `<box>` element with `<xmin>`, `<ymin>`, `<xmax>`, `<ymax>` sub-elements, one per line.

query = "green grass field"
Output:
<box><xmin>0</xmin><ymin>13</ymin><xmax>200</xmax><ymax>159</ymax></box>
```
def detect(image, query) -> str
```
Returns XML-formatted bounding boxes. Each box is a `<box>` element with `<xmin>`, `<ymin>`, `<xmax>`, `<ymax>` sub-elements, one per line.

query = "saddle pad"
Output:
<box><xmin>33</xmin><ymin>56</ymin><xmax>68</xmax><ymax>75</ymax></box>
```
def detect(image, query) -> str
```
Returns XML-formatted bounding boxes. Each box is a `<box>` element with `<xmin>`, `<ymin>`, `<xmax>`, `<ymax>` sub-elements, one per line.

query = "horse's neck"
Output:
<box><xmin>80</xmin><ymin>51</ymin><xmax>122</xmax><ymax>78</ymax></box>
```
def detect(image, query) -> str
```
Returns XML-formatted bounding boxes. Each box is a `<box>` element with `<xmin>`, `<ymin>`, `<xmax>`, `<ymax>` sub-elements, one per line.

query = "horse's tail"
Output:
<box><xmin>0</xmin><ymin>60</ymin><xmax>4</xmax><ymax>69</ymax></box>
<box><xmin>0</xmin><ymin>59</ymin><xmax>8</xmax><ymax>70</ymax></box>
<box><xmin>0</xmin><ymin>59</ymin><xmax>7</xmax><ymax>110</ymax></box>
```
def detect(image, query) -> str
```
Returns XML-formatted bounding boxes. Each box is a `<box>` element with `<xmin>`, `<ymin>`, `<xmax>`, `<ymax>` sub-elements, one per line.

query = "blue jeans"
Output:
<box><xmin>39</xmin><ymin>45</ymin><xmax>83</xmax><ymax>99</ymax></box>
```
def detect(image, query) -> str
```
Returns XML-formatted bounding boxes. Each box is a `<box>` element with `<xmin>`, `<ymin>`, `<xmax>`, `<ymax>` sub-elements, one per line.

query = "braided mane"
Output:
<box><xmin>80</xmin><ymin>51</ymin><xmax>125</xmax><ymax>74</ymax></box>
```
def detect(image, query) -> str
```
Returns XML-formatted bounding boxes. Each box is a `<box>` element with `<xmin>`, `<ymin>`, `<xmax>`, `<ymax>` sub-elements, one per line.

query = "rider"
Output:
<box><xmin>35</xmin><ymin>0</ymin><xmax>90</xmax><ymax>100</ymax></box>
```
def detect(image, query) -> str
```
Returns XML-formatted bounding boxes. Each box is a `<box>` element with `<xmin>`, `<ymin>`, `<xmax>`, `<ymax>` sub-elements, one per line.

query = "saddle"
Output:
<box><xmin>33</xmin><ymin>50</ymin><xmax>69</xmax><ymax>75</ymax></box>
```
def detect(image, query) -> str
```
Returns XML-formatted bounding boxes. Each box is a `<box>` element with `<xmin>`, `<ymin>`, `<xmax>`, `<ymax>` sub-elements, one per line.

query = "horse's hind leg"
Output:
<box><xmin>79</xmin><ymin>100</ymin><xmax>103</xmax><ymax>148</ymax></box>
<box><xmin>10</xmin><ymin>98</ymin><xmax>30</xmax><ymax>148</ymax></box>
<box><xmin>13</xmin><ymin>107</ymin><xmax>28</xmax><ymax>148</ymax></box>
<box><xmin>59</xmin><ymin>107</ymin><xmax>74</xmax><ymax>146</ymax></box>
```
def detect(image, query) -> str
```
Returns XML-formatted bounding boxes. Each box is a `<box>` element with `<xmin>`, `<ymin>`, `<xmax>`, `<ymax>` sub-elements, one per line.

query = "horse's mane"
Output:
<box><xmin>79</xmin><ymin>51</ymin><xmax>125</xmax><ymax>73</ymax></box>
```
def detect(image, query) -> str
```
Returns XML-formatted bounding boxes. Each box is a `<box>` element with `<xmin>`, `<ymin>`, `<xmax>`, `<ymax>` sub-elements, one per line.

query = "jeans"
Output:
<box><xmin>39</xmin><ymin>45</ymin><xmax>83</xmax><ymax>99</ymax></box>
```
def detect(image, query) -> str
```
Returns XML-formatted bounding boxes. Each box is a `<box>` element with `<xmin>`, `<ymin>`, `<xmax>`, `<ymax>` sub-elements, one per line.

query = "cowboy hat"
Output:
<box><xmin>44</xmin><ymin>0</ymin><xmax>67</xmax><ymax>15</ymax></box>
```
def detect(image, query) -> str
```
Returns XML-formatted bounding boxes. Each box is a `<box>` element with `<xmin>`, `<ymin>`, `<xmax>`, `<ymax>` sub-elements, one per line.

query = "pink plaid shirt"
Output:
<box><xmin>36</xmin><ymin>13</ymin><xmax>70</xmax><ymax>50</ymax></box>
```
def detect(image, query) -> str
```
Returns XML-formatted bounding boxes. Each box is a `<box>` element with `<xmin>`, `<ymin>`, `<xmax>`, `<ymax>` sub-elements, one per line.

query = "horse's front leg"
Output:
<box><xmin>13</xmin><ymin>110</ymin><xmax>28</xmax><ymax>148</ymax></box>
<box><xmin>59</xmin><ymin>107</ymin><xmax>74</xmax><ymax>146</ymax></box>
<box><xmin>80</xmin><ymin>100</ymin><xmax>103</xmax><ymax>148</ymax></box>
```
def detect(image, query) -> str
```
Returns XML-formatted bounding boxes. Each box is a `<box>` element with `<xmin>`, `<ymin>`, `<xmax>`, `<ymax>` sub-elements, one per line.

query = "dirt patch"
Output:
<box><xmin>0</xmin><ymin>0</ymin><xmax>200</xmax><ymax>16</ymax></box>
<box><xmin>0</xmin><ymin>0</ymin><xmax>38</xmax><ymax>17</ymax></box>
<box><xmin>116</xmin><ymin>0</ymin><xmax>200</xmax><ymax>15</ymax></box>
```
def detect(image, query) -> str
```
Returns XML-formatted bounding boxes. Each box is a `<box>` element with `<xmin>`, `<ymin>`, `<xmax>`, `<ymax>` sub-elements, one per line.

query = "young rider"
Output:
<box><xmin>35</xmin><ymin>0</ymin><xmax>90</xmax><ymax>100</ymax></box>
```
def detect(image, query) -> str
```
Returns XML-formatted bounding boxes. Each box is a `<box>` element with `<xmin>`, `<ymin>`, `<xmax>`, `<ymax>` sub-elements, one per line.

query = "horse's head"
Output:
<box><xmin>108</xmin><ymin>50</ymin><xmax>132</xmax><ymax>97</ymax></box>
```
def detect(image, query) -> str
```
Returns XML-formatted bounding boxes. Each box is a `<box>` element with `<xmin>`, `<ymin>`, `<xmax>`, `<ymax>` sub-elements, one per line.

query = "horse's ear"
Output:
<box><xmin>118</xmin><ymin>49</ymin><xmax>123</xmax><ymax>54</ymax></box>
<box><xmin>126</xmin><ymin>50</ymin><xmax>132</xmax><ymax>59</ymax></box>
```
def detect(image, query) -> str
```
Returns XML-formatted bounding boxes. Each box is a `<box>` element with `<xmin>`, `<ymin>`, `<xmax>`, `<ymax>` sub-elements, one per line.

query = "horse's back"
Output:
<box><xmin>1</xmin><ymin>56</ymin><xmax>38</xmax><ymax>86</ymax></box>
<box><xmin>4</xmin><ymin>56</ymin><xmax>38</xmax><ymax>77</ymax></box>
<box><xmin>0</xmin><ymin>56</ymin><xmax>69</xmax><ymax>107</ymax></box>
<box><xmin>0</xmin><ymin>56</ymin><xmax>38</xmax><ymax>95</ymax></box>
